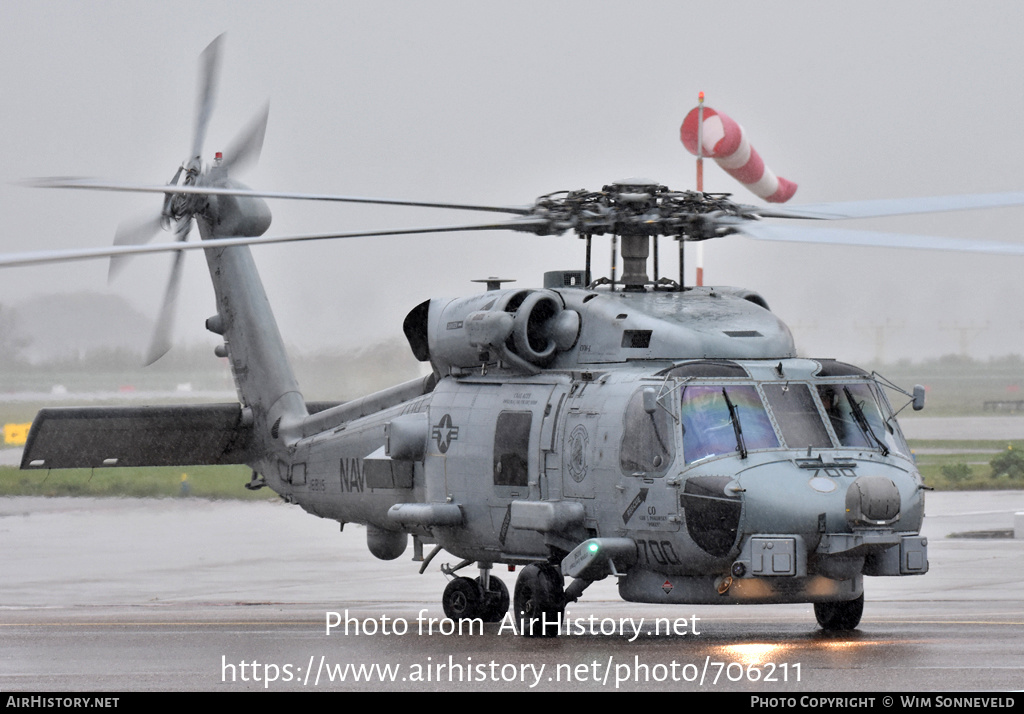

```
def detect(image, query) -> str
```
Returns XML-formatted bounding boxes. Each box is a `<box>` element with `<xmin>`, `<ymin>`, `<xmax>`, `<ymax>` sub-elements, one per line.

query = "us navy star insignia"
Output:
<box><xmin>432</xmin><ymin>414</ymin><xmax>460</xmax><ymax>454</ymax></box>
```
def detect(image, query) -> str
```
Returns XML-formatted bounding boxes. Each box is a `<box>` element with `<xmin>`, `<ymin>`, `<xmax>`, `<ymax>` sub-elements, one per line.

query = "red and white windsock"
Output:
<box><xmin>680</xmin><ymin>105</ymin><xmax>797</xmax><ymax>203</ymax></box>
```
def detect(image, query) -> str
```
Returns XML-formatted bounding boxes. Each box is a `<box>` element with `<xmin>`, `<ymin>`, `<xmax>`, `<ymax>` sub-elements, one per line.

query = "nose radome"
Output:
<box><xmin>845</xmin><ymin>475</ymin><xmax>901</xmax><ymax>526</ymax></box>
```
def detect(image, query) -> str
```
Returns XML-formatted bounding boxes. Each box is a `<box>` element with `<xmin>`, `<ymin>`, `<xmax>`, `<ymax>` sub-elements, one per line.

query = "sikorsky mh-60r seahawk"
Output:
<box><xmin>11</xmin><ymin>36</ymin><xmax>1024</xmax><ymax>636</ymax></box>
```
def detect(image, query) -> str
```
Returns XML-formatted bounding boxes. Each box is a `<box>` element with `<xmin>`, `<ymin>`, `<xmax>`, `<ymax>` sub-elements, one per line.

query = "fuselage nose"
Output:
<box><xmin>731</xmin><ymin>456</ymin><xmax>924</xmax><ymax>543</ymax></box>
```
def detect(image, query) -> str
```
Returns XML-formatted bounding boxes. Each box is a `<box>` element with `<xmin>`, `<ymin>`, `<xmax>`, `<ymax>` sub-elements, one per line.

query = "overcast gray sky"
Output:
<box><xmin>2</xmin><ymin>1</ymin><xmax>1024</xmax><ymax>365</ymax></box>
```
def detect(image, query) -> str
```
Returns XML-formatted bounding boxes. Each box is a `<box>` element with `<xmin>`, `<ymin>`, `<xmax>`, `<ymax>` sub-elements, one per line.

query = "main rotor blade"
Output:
<box><xmin>220</xmin><ymin>103</ymin><xmax>269</xmax><ymax>175</ymax></box>
<box><xmin>192</xmin><ymin>34</ymin><xmax>224</xmax><ymax>160</ymax></box>
<box><xmin>31</xmin><ymin>178</ymin><xmax>533</xmax><ymax>215</ymax></box>
<box><xmin>738</xmin><ymin>221</ymin><xmax>1024</xmax><ymax>255</ymax></box>
<box><xmin>0</xmin><ymin>219</ymin><xmax>547</xmax><ymax>269</ymax></box>
<box><xmin>757</xmin><ymin>192</ymin><xmax>1024</xmax><ymax>220</ymax></box>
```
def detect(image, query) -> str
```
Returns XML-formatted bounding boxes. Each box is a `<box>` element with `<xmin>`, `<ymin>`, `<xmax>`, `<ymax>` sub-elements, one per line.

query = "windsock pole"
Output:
<box><xmin>696</xmin><ymin>92</ymin><xmax>705</xmax><ymax>192</ymax></box>
<box><xmin>696</xmin><ymin>92</ymin><xmax>705</xmax><ymax>287</ymax></box>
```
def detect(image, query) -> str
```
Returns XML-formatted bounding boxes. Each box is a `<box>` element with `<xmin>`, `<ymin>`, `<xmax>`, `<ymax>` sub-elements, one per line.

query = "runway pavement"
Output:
<box><xmin>898</xmin><ymin>415</ymin><xmax>1024</xmax><ymax>441</ymax></box>
<box><xmin>1</xmin><ymin>490</ymin><xmax>1022</xmax><ymax>692</ymax></box>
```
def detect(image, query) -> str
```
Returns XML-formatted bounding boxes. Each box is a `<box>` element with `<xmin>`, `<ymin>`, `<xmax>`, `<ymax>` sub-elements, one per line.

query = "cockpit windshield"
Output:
<box><xmin>679</xmin><ymin>378</ymin><xmax>910</xmax><ymax>465</ymax></box>
<box><xmin>680</xmin><ymin>385</ymin><xmax>778</xmax><ymax>464</ymax></box>
<box><xmin>762</xmin><ymin>383</ymin><xmax>832</xmax><ymax>449</ymax></box>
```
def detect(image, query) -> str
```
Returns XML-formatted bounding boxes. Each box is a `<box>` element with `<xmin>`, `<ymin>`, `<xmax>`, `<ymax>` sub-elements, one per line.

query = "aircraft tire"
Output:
<box><xmin>513</xmin><ymin>563</ymin><xmax>565</xmax><ymax>637</ymax></box>
<box><xmin>477</xmin><ymin>575</ymin><xmax>510</xmax><ymax>623</ymax></box>
<box><xmin>442</xmin><ymin>576</ymin><xmax>484</xmax><ymax>620</ymax></box>
<box><xmin>814</xmin><ymin>593</ymin><xmax>864</xmax><ymax>631</ymax></box>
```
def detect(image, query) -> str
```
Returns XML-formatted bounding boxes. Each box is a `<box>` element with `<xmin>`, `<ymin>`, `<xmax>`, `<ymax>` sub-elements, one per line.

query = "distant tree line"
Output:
<box><xmin>941</xmin><ymin>447</ymin><xmax>1024</xmax><ymax>483</ymax></box>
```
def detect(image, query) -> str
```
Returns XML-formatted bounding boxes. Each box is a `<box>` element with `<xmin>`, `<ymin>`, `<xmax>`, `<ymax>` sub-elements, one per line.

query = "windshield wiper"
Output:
<box><xmin>721</xmin><ymin>387</ymin><xmax>748</xmax><ymax>459</ymax></box>
<box><xmin>843</xmin><ymin>386</ymin><xmax>889</xmax><ymax>456</ymax></box>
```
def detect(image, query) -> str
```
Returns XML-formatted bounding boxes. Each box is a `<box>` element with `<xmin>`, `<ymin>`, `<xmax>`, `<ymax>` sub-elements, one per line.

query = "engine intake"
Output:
<box><xmin>418</xmin><ymin>289</ymin><xmax>580</xmax><ymax>374</ymax></box>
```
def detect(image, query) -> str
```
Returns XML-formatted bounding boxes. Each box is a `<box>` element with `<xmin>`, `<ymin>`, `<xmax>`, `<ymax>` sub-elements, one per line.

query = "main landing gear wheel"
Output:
<box><xmin>442</xmin><ymin>577</ymin><xmax>482</xmax><ymax>620</ymax></box>
<box><xmin>513</xmin><ymin>563</ymin><xmax>565</xmax><ymax>637</ymax></box>
<box><xmin>442</xmin><ymin>575</ymin><xmax>509</xmax><ymax>622</ymax></box>
<box><xmin>814</xmin><ymin>594</ymin><xmax>864</xmax><ymax>631</ymax></box>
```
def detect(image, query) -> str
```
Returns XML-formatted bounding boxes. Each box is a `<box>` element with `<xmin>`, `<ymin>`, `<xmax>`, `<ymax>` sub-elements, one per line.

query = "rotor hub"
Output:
<box><xmin>519</xmin><ymin>182</ymin><xmax>751</xmax><ymax>290</ymax></box>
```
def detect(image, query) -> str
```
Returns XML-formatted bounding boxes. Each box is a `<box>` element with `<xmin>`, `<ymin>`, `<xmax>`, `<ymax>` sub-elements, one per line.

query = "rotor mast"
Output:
<box><xmin>613</xmin><ymin>183</ymin><xmax>655</xmax><ymax>290</ymax></box>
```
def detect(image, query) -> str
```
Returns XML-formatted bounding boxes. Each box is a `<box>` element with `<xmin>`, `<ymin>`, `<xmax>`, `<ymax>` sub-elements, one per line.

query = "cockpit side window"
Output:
<box><xmin>817</xmin><ymin>382</ymin><xmax>910</xmax><ymax>456</ymax></box>
<box><xmin>818</xmin><ymin>384</ymin><xmax>871</xmax><ymax>448</ymax></box>
<box><xmin>620</xmin><ymin>388</ymin><xmax>674</xmax><ymax>475</ymax></box>
<box><xmin>762</xmin><ymin>383</ymin><xmax>832</xmax><ymax>449</ymax></box>
<box><xmin>680</xmin><ymin>384</ymin><xmax>778</xmax><ymax>464</ymax></box>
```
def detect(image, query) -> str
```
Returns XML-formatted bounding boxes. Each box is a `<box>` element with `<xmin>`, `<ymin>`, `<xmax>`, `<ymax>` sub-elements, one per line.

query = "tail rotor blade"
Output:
<box><xmin>145</xmin><ymin>247</ymin><xmax>184</xmax><ymax>365</ymax></box>
<box><xmin>221</xmin><ymin>103</ymin><xmax>269</xmax><ymax>175</ymax></box>
<box><xmin>109</xmin><ymin>213</ymin><xmax>164</xmax><ymax>282</ymax></box>
<box><xmin>144</xmin><ymin>219</ymin><xmax>191</xmax><ymax>365</ymax></box>
<box><xmin>192</xmin><ymin>33</ymin><xmax>224</xmax><ymax>161</ymax></box>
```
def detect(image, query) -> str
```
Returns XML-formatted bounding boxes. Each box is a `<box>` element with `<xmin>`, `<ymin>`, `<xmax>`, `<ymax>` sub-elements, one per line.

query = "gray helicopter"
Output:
<box><xmin>13</xmin><ymin>36</ymin><xmax>1024</xmax><ymax>637</ymax></box>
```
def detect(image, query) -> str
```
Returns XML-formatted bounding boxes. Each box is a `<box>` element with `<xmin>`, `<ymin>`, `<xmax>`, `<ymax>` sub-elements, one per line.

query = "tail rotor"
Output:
<box><xmin>105</xmin><ymin>33</ymin><xmax>269</xmax><ymax>364</ymax></box>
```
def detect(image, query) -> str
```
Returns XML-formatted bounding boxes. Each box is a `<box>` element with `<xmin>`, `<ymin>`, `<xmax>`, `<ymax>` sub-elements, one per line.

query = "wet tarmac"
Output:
<box><xmin>1</xmin><ymin>491</ymin><xmax>1022</xmax><ymax>691</ymax></box>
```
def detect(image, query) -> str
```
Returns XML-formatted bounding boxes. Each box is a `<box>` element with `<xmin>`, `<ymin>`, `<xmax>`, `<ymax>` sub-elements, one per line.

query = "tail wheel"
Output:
<box><xmin>814</xmin><ymin>594</ymin><xmax>864</xmax><ymax>631</ymax></box>
<box><xmin>477</xmin><ymin>575</ymin><xmax>510</xmax><ymax>623</ymax></box>
<box><xmin>513</xmin><ymin>563</ymin><xmax>565</xmax><ymax>637</ymax></box>
<box><xmin>442</xmin><ymin>577</ymin><xmax>483</xmax><ymax>620</ymax></box>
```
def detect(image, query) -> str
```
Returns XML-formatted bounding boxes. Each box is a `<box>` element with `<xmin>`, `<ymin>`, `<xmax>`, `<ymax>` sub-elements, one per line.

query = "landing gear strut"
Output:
<box><xmin>513</xmin><ymin>563</ymin><xmax>565</xmax><ymax>637</ymax></box>
<box><xmin>441</xmin><ymin>564</ymin><xmax>509</xmax><ymax>623</ymax></box>
<box><xmin>814</xmin><ymin>593</ymin><xmax>864</xmax><ymax>631</ymax></box>
<box><xmin>479</xmin><ymin>573</ymin><xmax>510</xmax><ymax>622</ymax></box>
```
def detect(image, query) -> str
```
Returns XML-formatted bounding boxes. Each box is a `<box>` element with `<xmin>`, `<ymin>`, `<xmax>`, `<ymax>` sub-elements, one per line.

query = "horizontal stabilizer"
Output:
<box><xmin>21</xmin><ymin>404</ymin><xmax>254</xmax><ymax>469</ymax></box>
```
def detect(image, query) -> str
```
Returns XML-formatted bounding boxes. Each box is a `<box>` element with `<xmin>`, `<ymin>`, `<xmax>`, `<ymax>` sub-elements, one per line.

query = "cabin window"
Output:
<box><xmin>494</xmin><ymin>411</ymin><xmax>531</xmax><ymax>487</ymax></box>
<box><xmin>762</xmin><ymin>383</ymin><xmax>832</xmax><ymax>449</ymax></box>
<box><xmin>620</xmin><ymin>388</ymin><xmax>674</xmax><ymax>475</ymax></box>
<box><xmin>680</xmin><ymin>385</ymin><xmax>778</xmax><ymax>464</ymax></box>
